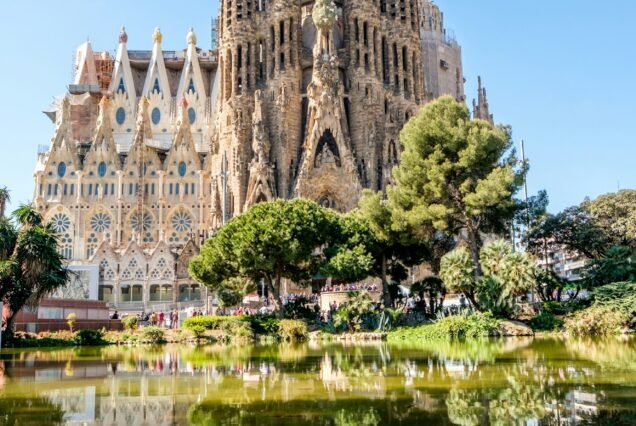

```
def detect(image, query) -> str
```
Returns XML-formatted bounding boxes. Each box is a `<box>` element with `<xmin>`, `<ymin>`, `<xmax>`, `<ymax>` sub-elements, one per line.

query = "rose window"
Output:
<box><xmin>171</xmin><ymin>211</ymin><xmax>193</xmax><ymax>233</ymax></box>
<box><xmin>91</xmin><ymin>212</ymin><xmax>111</xmax><ymax>233</ymax></box>
<box><xmin>50</xmin><ymin>213</ymin><xmax>71</xmax><ymax>234</ymax></box>
<box><xmin>131</xmin><ymin>212</ymin><xmax>152</xmax><ymax>232</ymax></box>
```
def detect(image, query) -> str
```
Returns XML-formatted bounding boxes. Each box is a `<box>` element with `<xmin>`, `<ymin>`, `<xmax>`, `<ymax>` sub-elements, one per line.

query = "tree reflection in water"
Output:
<box><xmin>1</xmin><ymin>338</ymin><xmax>636</xmax><ymax>424</ymax></box>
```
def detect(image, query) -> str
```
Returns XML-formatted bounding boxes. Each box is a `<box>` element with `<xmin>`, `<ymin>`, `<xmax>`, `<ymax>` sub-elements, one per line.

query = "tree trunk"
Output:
<box><xmin>268</xmin><ymin>267</ymin><xmax>284</xmax><ymax>319</ymax></box>
<box><xmin>381</xmin><ymin>254</ymin><xmax>392</xmax><ymax>308</ymax></box>
<box><xmin>465</xmin><ymin>291</ymin><xmax>480</xmax><ymax>311</ymax></box>
<box><xmin>466</xmin><ymin>227</ymin><xmax>483</xmax><ymax>281</ymax></box>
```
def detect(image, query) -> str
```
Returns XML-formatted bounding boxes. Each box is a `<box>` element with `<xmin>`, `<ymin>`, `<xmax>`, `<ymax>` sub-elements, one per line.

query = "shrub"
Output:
<box><xmin>122</xmin><ymin>315</ymin><xmax>138</xmax><ymax>331</ymax></box>
<box><xmin>542</xmin><ymin>301</ymin><xmax>568</xmax><ymax>315</ymax></box>
<box><xmin>388</xmin><ymin>313</ymin><xmax>500</xmax><ymax>341</ymax></box>
<box><xmin>333</xmin><ymin>291</ymin><xmax>376</xmax><ymax>332</ymax></box>
<box><xmin>189</xmin><ymin>325</ymin><xmax>207</xmax><ymax>339</ymax></box>
<box><xmin>564</xmin><ymin>306</ymin><xmax>628</xmax><ymax>336</ymax></box>
<box><xmin>528</xmin><ymin>312</ymin><xmax>563</xmax><ymax>331</ymax></box>
<box><xmin>183</xmin><ymin>315</ymin><xmax>247</xmax><ymax>330</ymax></box>
<box><xmin>277</xmin><ymin>319</ymin><xmax>309</xmax><ymax>342</ymax></box>
<box><xmin>74</xmin><ymin>329</ymin><xmax>105</xmax><ymax>346</ymax></box>
<box><xmin>139</xmin><ymin>326</ymin><xmax>166</xmax><ymax>343</ymax></box>
<box><xmin>247</xmin><ymin>315</ymin><xmax>280</xmax><ymax>335</ymax></box>
<box><xmin>592</xmin><ymin>281</ymin><xmax>636</xmax><ymax>304</ymax></box>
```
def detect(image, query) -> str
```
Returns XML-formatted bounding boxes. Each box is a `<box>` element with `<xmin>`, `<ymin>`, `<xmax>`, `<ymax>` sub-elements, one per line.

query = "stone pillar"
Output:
<box><xmin>116</xmin><ymin>171</ymin><xmax>124</xmax><ymax>246</ymax></box>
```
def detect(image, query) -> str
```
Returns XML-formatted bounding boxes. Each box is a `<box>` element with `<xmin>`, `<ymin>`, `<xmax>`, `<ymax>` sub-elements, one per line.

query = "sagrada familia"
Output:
<box><xmin>32</xmin><ymin>0</ymin><xmax>493</xmax><ymax>309</ymax></box>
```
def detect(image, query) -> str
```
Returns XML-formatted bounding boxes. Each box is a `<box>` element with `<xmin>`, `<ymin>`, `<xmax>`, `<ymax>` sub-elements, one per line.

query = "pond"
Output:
<box><xmin>1</xmin><ymin>338</ymin><xmax>635</xmax><ymax>425</ymax></box>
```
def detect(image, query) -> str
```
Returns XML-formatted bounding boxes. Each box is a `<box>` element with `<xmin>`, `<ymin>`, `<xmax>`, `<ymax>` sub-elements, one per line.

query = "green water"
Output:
<box><xmin>1</xmin><ymin>338</ymin><xmax>636</xmax><ymax>425</ymax></box>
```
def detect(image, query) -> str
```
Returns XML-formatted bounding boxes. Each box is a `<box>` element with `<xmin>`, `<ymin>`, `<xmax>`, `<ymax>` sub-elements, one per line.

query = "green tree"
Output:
<box><xmin>585</xmin><ymin>245</ymin><xmax>636</xmax><ymax>286</ymax></box>
<box><xmin>390</xmin><ymin>96</ymin><xmax>523</xmax><ymax>283</ymax></box>
<box><xmin>583</xmin><ymin>189</ymin><xmax>636</xmax><ymax>247</ymax></box>
<box><xmin>440</xmin><ymin>240</ymin><xmax>536</xmax><ymax>316</ymax></box>
<box><xmin>0</xmin><ymin>186</ymin><xmax>10</xmax><ymax>218</ymax></box>
<box><xmin>0</xmin><ymin>205</ymin><xmax>69</xmax><ymax>343</ymax></box>
<box><xmin>189</xmin><ymin>199</ymin><xmax>339</xmax><ymax>317</ymax></box>
<box><xmin>331</xmin><ymin>190</ymin><xmax>428</xmax><ymax>307</ymax></box>
<box><xmin>527</xmin><ymin>206</ymin><xmax>611</xmax><ymax>262</ymax></box>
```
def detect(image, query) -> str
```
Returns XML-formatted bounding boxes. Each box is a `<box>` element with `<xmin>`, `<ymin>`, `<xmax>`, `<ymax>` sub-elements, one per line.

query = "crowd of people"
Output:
<box><xmin>321</xmin><ymin>283</ymin><xmax>379</xmax><ymax>293</ymax></box>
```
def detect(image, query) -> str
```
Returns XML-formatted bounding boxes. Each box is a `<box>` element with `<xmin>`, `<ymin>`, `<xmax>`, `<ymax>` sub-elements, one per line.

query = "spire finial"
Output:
<box><xmin>152</xmin><ymin>27</ymin><xmax>163</xmax><ymax>44</ymax></box>
<box><xmin>187</xmin><ymin>27</ymin><xmax>197</xmax><ymax>45</ymax></box>
<box><xmin>119</xmin><ymin>26</ymin><xmax>128</xmax><ymax>44</ymax></box>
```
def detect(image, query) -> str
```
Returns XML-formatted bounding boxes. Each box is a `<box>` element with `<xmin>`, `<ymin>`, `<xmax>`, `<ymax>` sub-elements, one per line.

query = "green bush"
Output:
<box><xmin>528</xmin><ymin>312</ymin><xmax>563</xmax><ymax>331</ymax></box>
<box><xmin>139</xmin><ymin>326</ymin><xmax>166</xmax><ymax>343</ymax></box>
<box><xmin>189</xmin><ymin>325</ymin><xmax>207</xmax><ymax>339</ymax></box>
<box><xmin>593</xmin><ymin>281</ymin><xmax>636</xmax><ymax>303</ymax></box>
<box><xmin>542</xmin><ymin>301</ymin><xmax>568</xmax><ymax>315</ymax></box>
<box><xmin>388</xmin><ymin>313</ymin><xmax>500</xmax><ymax>341</ymax></box>
<box><xmin>73</xmin><ymin>329</ymin><xmax>105</xmax><ymax>345</ymax></box>
<box><xmin>182</xmin><ymin>315</ymin><xmax>246</xmax><ymax>330</ymax></box>
<box><xmin>121</xmin><ymin>315</ymin><xmax>138</xmax><ymax>330</ymax></box>
<box><xmin>277</xmin><ymin>319</ymin><xmax>309</xmax><ymax>342</ymax></box>
<box><xmin>564</xmin><ymin>306</ymin><xmax>628</xmax><ymax>336</ymax></box>
<box><xmin>247</xmin><ymin>315</ymin><xmax>280</xmax><ymax>335</ymax></box>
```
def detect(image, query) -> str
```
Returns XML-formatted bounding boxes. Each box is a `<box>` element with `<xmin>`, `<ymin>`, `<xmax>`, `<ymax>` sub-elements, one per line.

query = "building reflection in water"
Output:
<box><xmin>1</xmin><ymin>339</ymin><xmax>635</xmax><ymax>424</ymax></box>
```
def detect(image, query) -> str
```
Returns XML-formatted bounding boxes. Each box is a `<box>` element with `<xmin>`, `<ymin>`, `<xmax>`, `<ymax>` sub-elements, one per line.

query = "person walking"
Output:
<box><xmin>171</xmin><ymin>309</ymin><xmax>179</xmax><ymax>330</ymax></box>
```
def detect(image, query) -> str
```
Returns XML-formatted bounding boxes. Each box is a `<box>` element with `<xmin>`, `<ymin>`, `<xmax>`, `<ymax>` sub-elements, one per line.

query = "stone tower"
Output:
<box><xmin>31</xmin><ymin>0</ymin><xmax>492</xmax><ymax>309</ymax></box>
<box><xmin>418</xmin><ymin>0</ymin><xmax>464</xmax><ymax>102</ymax></box>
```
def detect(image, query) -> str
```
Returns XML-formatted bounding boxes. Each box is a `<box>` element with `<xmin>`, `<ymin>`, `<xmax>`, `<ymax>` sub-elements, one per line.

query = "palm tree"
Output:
<box><xmin>1</xmin><ymin>205</ymin><xmax>68</xmax><ymax>344</ymax></box>
<box><xmin>0</xmin><ymin>187</ymin><xmax>10</xmax><ymax>218</ymax></box>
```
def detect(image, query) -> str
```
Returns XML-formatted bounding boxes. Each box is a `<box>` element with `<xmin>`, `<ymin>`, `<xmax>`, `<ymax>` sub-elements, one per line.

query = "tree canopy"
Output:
<box><xmin>0</xmin><ymin>205</ymin><xmax>69</xmax><ymax>343</ymax></box>
<box><xmin>189</xmin><ymin>199</ymin><xmax>344</xmax><ymax>316</ymax></box>
<box><xmin>389</xmin><ymin>96</ymin><xmax>524</xmax><ymax>279</ymax></box>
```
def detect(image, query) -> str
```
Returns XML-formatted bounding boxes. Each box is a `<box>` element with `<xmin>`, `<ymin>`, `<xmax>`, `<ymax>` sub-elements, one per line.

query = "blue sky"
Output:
<box><xmin>0</xmin><ymin>1</ymin><xmax>634</xmax><ymax>213</ymax></box>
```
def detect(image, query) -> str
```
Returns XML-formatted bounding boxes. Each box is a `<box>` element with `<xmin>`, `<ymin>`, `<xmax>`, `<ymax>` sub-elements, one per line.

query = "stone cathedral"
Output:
<box><xmin>32</xmin><ymin>0</ymin><xmax>492</xmax><ymax>310</ymax></box>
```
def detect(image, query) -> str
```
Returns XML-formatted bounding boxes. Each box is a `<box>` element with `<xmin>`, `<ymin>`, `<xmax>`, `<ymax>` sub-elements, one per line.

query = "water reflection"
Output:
<box><xmin>0</xmin><ymin>338</ymin><xmax>635</xmax><ymax>425</ymax></box>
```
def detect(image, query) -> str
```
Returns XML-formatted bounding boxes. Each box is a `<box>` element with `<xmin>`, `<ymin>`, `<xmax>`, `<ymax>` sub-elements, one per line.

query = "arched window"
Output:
<box><xmin>117</xmin><ymin>78</ymin><xmax>126</xmax><ymax>94</ymax></box>
<box><xmin>187</xmin><ymin>78</ymin><xmax>196</xmax><ymax>94</ymax></box>
<box><xmin>152</xmin><ymin>78</ymin><xmax>161</xmax><ymax>94</ymax></box>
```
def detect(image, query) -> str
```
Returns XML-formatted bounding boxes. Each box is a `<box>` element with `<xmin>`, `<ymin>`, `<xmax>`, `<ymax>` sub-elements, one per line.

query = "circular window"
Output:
<box><xmin>151</xmin><ymin>107</ymin><xmax>161</xmax><ymax>125</ymax></box>
<box><xmin>188</xmin><ymin>107</ymin><xmax>196</xmax><ymax>125</ymax></box>
<box><xmin>90</xmin><ymin>212</ymin><xmax>112</xmax><ymax>233</ymax></box>
<box><xmin>50</xmin><ymin>213</ymin><xmax>71</xmax><ymax>233</ymax></box>
<box><xmin>57</xmin><ymin>162</ymin><xmax>66</xmax><ymax>178</ymax></box>
<box><xmin>178</xmin><ymin>161</ymin><xmax>187</xmax><ymax>177</ymax></box>
<box><xmin>115</xmin><ymin>107</ymin><xmax>126</xmax><ymax>125</ymax></box>
<box><xmin>131</xmin><ymin>212</ymin><xmax>152</xmax><ymax>232</ymax></box>
<box><xmin>171</xmin><ymin>211</ymin><xmax>193</xmax><ymax>233</ymax></box>
<box><xmin>98</xmin><ymin>162</ymin><xmax>107</xmax><ymax>177</ymax></box>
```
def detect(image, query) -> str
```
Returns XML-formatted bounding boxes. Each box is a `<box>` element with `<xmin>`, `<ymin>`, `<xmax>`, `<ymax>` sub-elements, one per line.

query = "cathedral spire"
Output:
<box><xmin>473</xmin><ymin>76</ymin><xmax>494</xmax><ymax>125</ymax></box>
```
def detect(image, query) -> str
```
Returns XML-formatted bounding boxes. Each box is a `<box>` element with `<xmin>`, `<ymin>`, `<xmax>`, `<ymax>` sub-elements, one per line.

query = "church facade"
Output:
<box><xmin>32</xmin><ymin>0</ymin><xmax>492</xmax><ymax>311</ymax></box>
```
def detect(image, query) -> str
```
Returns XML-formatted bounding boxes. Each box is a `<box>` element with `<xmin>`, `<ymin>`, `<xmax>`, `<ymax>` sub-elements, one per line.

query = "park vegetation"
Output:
<box><xmin>3</xmin><ymin>96</ymin><xmax>635</xmax><ymax>346</ymax></box>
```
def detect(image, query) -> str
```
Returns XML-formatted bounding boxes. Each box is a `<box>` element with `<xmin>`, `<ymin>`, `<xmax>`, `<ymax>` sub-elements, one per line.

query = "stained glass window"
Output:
<box><xmin>57</xmin><ymin>162</ymin><xmax>66</xmax><ymax>178</ymax></box>
<box><xmin>188</xmin><ymin>107</ymin><xmax>196</xmax><ymax>124</ymax></box>
<box><xmin>50</xmin><ymin>213</ymin><xmax>71</xmax><ymax>233</ymax></box>
<box><xmin>117</xmin><ymin>78</ymin><xmax>126</xmax><ymax>93</ymax></box>
<box><xmin>116</xmin><ymin>107</ymin><xmax>126</xmax><ymax>125</ymax></box>
<box><xmin>90</xmin><ymin>212</ymin><xmax>112</xmax><ymax>233</ymax></box>
<box><xmin>152</xmin><ymin>78</ymin><xmax>161</xmax><ymax>94</ymax></box>
<box><xmin>171</xmin><ymin>211</ymin><xmax>193</xmax><ymax>233</ymax></box>
<box><xmin>98</xmin><ymin>162</ymin><xmax>107</xmax><ymax>177</ymax></box>
<box><xmin>151</xmin><ymin>107</ymin><xmax>161</xmax><ymax>125</ymax></box>
<box><xmin>131</xmin><ymin>212</ymin><xmax>152</xmax><ymax>232</ymax></box>
<box><xmin>178</xmin><ymin>161</ymin><xmax>187</xmax><ymax>177</ymax></box>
